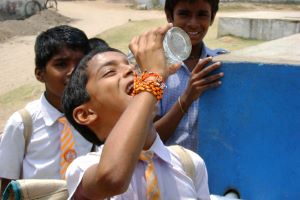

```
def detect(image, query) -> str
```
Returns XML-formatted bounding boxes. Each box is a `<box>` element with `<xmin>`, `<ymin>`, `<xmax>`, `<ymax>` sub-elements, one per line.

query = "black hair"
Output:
<box><xmin>62</xmin><ymin>47</ymin><xmax>124</xmax><ymax>145</ymax></box>
<box><xmin>164</xmin><ymin>0</ymin><xmax>219</xmax><ymax>21</ymax></box>
<box><xmin>34</xmin><ymin>25</ymin><xmax>90</xmax><ymax>71</ymax></box>
<box><xmin>89</xmin><ymin>37</ymin><xmax>109</xmax><ymax>50</ymax></box>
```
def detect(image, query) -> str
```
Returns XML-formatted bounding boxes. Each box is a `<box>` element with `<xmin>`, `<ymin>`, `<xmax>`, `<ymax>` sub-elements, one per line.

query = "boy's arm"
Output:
<box><xmin>155</xmin><ymin>58</ymin><xmax>223</xmax><ymax>141</ymax></box>
<box><xmin>0</xmin><ymin>113</ymin><xmax>26</xmax><ymax>180</ymax></box>
<box><xmin>77</xmin><ymin>24</ymin><xmax>175</xmax><ymax>199</ymax></box>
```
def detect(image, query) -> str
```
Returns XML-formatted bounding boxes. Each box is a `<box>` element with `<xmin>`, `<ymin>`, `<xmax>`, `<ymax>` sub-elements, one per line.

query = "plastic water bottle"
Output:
<box><xmin>128</xmin><ymin>27</ymin><xmax>192</xmax><ymax>71</ymax></box>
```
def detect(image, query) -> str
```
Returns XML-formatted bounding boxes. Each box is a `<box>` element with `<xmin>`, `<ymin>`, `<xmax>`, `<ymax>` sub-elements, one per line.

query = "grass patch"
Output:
<box><xmin>0</xmin><ymin>83</ymin><xmax>43</xmax><ymax>106</ymax></box>
<box><xmin>97</xmin><ymin>18</ymin><xmax>167</xmax><ymax>52</ymax></box>
<box><xmin>204</xmin><ymin>18</ymin><xmax>264</xmax><ymax>51</ymax></box>
<box><xmin>0</xmin><ymin>82</ymin><xmax>43</xmax><ymax>129</ymax></box>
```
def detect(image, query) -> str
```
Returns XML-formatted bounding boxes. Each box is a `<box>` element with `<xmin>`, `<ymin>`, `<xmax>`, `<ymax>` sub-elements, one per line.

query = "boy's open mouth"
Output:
<box><xmin>188</xmin><ymin>31</ymin><xmax>200</xmax><ymax>37</ymax></box>
<box><xmin>126</xmin><ymin>81</ymin><xmax>134</xmax><ymax>95</ymax></box>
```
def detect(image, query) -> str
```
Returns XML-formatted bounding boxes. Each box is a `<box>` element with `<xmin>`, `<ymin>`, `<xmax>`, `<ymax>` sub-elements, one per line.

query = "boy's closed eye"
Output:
<box><xmin>96</xmin><ymin>65</ymin><xmax>118</xmax><ymax>79</ymax></box>
<box><xmin>102</xmin><ymin>68</ymin><xmax>116</xmax><ymax>78</ymax></box>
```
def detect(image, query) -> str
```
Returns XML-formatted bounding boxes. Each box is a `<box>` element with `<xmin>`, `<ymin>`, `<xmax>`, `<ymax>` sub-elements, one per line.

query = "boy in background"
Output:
<box><xmin>155</xmin><ymin>0</ymin><xmax>227</xmax><ymax>151</ymax></box>
<box><xmin>88</xmin><ymin>37</ymin><xmax>109</xmax><ymax>50</ymax></box>
<box><xmin>0</xmin><ymin>25</ymin><xmax>95</xmax><ymax>194</ymax></box>
<box><xmin>62</xmin><ymin>24</ymin><xmax>210</xmax><ymax>199</ymax></box>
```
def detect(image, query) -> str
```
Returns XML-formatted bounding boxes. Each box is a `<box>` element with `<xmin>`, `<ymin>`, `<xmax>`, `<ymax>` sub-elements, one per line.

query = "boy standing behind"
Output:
<box><xmin>155</xmin><ymin>0</ymin><xmax>227</xmax><ymax>151</ymax></box>
<box><xmin>62</xmin><ymin>24</ymin><xmax>210</xmax><ymax>199</ymax></box>
<box><xmin>0</xmin><ymin>25</ymin><xmax>95</xmax><ymax>193</ymax></box>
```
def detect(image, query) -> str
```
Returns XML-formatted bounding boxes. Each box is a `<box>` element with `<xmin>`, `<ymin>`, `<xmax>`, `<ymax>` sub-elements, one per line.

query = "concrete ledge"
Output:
<box><xmin>217</xmin><ymin>11</ymin><xmax>300</xmax><ymax>40</ymax></box>
<box><xmin>214</xmin><ymin>33</ymin><xmax>300</xmax><ymax>65</ymax></box>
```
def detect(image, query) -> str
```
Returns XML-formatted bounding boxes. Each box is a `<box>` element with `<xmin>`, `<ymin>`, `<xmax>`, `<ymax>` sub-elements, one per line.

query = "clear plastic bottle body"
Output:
<box><xmin>127</xmin><ymin>27</ymin><xmax>191</xmax><ymax>70</ymax></box>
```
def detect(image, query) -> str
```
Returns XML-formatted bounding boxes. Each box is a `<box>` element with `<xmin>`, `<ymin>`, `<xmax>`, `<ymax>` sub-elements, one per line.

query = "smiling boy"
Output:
<box><xmin>155</xmin><ymin>0</ymin><xmax>226</xmax><ymax>151</ymax></box>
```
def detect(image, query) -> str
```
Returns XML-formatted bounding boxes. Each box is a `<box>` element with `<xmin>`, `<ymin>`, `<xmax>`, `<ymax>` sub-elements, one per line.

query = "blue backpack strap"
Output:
<box><xmin>2</xmin><ymin>180</ymin><xmax>22</xmax><ymax>200</ymax></box>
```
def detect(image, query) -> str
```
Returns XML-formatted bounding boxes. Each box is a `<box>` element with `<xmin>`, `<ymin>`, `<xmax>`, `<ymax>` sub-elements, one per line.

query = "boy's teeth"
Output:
<box><xmin>189</xmin><ymin>32</ymin><xmax>198</xmax><ymax>35</ymax></box>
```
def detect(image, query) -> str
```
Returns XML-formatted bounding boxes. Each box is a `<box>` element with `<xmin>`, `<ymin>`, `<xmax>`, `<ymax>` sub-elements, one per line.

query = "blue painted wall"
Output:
<box><xmin>198</xmin><ymin>62</ymin><xmax>300</xmax><ymax>199</ymax></box>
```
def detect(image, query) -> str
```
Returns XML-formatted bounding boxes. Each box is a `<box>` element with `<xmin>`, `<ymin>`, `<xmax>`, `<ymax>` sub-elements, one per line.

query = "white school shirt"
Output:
<box><xmin>66</xmin><ymin>135</ymin><xmax>211</xmax><ymax>200</ymax></box>
<box><xmin>0</xmin><ymin>93</ymin><xmax>93</xmax><ymax>179</ymax></box>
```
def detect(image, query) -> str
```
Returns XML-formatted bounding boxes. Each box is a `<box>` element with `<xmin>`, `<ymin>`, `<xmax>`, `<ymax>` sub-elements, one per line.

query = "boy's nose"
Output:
<box><xmin>66</xmin><ymin>65</ymin><xmax>75</xmax><ymax>77</ymax></box>
<box><xmin>122</xmin><ymin>65</ymin><xmax>134</xmax><ymax>77</ymax></box>
<box><xmin>187</xmin><ymin>16</ymin><xmax>199</xmax><ymax>28</ymax></box>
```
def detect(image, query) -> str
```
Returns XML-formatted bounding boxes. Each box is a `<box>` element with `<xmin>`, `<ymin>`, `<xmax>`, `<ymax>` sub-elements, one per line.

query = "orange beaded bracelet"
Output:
<box><xmin>131</xmin><ymin>72</ymin><xmax>165</xmax><ymax>101</ymax></box>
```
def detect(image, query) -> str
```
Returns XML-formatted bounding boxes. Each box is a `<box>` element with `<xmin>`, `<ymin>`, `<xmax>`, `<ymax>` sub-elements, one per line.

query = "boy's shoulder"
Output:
<box><xmin>206</xmin><ymin>47</ymin><xmax>229</xmax><ymax>57</ymax></box>
<box><xmin>167</xmin><ymin>145</ymin><xmax>205</xmax><ymax>183</ymax></box>
<box><xmin>168</xmin><ymin>145</ymin><xmax>204</xmax><ymax>163</ymax></box>
<box><xmin>25</xmin><ymin>99</ymin><xmax>41</xmax><ymax>113</ymax></box>
<box><xmin>68</xmin><ymin>151</ymin><xmax>101</xmax><ymax>174</ymax></box>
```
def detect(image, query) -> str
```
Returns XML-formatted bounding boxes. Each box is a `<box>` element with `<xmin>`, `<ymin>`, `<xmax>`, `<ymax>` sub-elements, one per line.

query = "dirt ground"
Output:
<box><xmin>0</xmin><ymin>10</ymin><xmax>72</xmax><ymax>42</ymax></box>
<box><xmin>0</xmin><ymin>0</ymin><xmax>164</xmax><ymax>95</ymax></box>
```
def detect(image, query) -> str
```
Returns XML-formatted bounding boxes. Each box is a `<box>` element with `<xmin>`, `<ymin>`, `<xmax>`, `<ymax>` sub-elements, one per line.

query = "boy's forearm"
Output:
<box><xmin>82</xmin><ymin>92</ymin><xmax>157</xmax><ymax>198</ymax></box>
<box><xmin>155</xmin><ymin>99</ymin><xmax>186</xmax><ymax>141</ymax></box>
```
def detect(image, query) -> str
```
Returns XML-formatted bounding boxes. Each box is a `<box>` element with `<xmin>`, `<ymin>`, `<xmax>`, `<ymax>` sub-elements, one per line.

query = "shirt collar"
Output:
<box><xmin>148</xmin><ymin>134</ymin><xmax>172</xmax><ymax>165</ymax></box>
<box><xmin>40</xmin><ymin>93</ymin><xmax>64</xmax><ymax>126</ymax></box>
<box><xmin>181</xmin><ymin>42</ymin><xmax>209</xmax><ymax>72</ymax></box>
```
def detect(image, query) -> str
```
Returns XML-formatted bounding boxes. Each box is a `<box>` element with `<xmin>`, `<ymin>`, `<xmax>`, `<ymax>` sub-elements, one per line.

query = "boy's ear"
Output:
<box><xmin>166</xmin><ymin>11</ymin><xmax>173</xmax><ymax>23</ymax></box>
<box><xmin>35</xmin><ymin>68</ymin><xmax>45</xmax><ymax>83</ymax></box>
<box><xmin>73</xmin><ymin>104</ymin><xmax>98</xmax><ymax>126</ymax></box>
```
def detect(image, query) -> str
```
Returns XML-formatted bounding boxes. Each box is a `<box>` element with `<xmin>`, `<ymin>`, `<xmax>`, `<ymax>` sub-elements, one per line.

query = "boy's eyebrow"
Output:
<box><xmin>177</xmin><ymin>8</ymin><xmax>210</xmax><ymax>13</ymax></box>
<box><xmin>95</xmin><ymin>60</ymin><xmax>118</xmax><ymax>75</ymax></box>
<box><xmin>51</xmin><ymin>55</ymin><xmax>68</xmax><ymax>61</ymax></box>
<box><xmin>94</xmin><ymin>55</ymin><xmax>128</xmax><ymax>75</ymax></box>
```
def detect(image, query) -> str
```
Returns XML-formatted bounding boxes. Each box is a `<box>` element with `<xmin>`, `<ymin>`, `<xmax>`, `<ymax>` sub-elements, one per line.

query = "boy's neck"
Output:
<box><xmin>190</xmin><ymin>42</ymin><xmax>203</xmax><ymax>59</ymax></box>
<box><xmin>184</xmin><ymin>42</ymin><xmax>203</xmax><ymax>71</ymax></box>
<box><xmin>44</xmin><ymin>91</ymin><xmax>62</xmax><ymax>112</ymax></box>
<box><xmin>143</xmin><ymin>127</ymin><xmax>158</xmax><ymax>150</ymax></box>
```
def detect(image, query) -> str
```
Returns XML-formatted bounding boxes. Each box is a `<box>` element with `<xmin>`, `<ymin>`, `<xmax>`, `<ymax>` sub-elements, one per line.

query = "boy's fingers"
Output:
<box><xmin>196</xmin><ymin>81</ymin><xmax>222</xmax><ymax>91</ymax></box>
<box><xmin>193</xmin><ymin>57</ymin><xmax>213</xmax><ymax>74</ymax></box>
<box><xmin>129</xmin><ymin>36</ymin><xmax>139</xmax><ymax>55</ymax></box>
<box><xmin>155</xmin><ymin>23</ymin><xmax>173</xmax><ymax>43</ymax></box>
<box><xmin>196</xmin><ymin>62</ymin><xmax>221</xmax><ymax>78</ymax></box>
<box><xmin>168</xmin><ymin>63</ymin><xmax>181</xmax><ymax>75</ymax></box>
<box><xmin>147</xmin><ymin>30</ymin><xmax>157</xmax><ymax>49</ymax></box>
<box><xmin>194</xmin><ymin>73</ymin><xmax>224</xmax><ymax>86</ymax></box>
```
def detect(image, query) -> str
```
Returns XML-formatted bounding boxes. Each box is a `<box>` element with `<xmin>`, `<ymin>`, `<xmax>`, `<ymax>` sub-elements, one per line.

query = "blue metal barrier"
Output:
<box><xmin>198</xmin><ymin>62</ymin><xmax>300</xmax><ymax>199</ymax></box>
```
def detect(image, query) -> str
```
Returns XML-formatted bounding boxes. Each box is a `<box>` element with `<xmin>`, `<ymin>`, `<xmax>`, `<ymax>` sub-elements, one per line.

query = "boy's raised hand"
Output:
<box><xmin>129</xmin><ymin>23</ymin><xmax>180</xmax><ymax>80</ymax></box>
<box><xmin>181</xmin><ymin>57</ymin><xmax>224</xmax><ymax>106</ymax></box>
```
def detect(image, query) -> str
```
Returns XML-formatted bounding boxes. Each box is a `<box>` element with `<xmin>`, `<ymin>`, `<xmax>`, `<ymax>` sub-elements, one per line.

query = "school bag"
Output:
<box><xmin>2</xmin><ymin>179</ymin><xmax>68</xmax><ymax>200</ymax></box>
<box><xmin>1</xmin><ymin>108</ymin><xmax>104</xmax><ymax>200</ymax></box>
<box><xmin>0</xmin><ymin>108</ymin><xmax>32</xmax><ymax>194</ymax></box>
<box><xmin>0</xmin><ymin>108</ymin><xmax>69</xmax><ymax>200</ymax></box>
